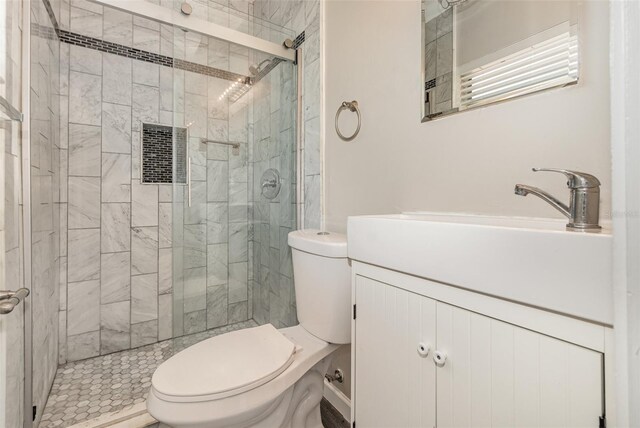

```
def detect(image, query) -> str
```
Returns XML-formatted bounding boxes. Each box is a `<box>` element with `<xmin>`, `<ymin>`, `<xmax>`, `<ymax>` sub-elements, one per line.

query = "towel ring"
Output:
<box><xmin>335</xmin><ymin>100</ymin><xmax>361</xmax><ymax>141</ymax></box>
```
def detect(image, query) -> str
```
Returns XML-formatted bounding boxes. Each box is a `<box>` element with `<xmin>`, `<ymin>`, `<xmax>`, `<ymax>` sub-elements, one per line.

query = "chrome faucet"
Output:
<box><xmin>514</xmin><ymin>168</ymin><xmax>602</xmax><ymax>231</ymax></box>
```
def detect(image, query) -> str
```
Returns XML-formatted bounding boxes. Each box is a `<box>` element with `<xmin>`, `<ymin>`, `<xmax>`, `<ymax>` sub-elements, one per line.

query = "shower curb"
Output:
<box><xmin>66</xmin><ymin>403</ymin><xmax>156</xmax><ymax>428</ymax></box>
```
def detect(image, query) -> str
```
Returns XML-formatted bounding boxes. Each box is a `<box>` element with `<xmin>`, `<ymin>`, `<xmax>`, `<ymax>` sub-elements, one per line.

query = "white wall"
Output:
<box><xmin>323</xmin><ymin>0</ymin><xmax>610</xmax><ymax>234</ymax></box>
<box><xmin>610</xmin><ymin>0</ymin><xmax>640</xmax><ymax>424</ymax></box>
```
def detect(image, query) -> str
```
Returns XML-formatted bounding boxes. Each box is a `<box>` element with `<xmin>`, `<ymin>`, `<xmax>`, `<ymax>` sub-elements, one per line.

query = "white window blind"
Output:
<box><xmin>460</xmin><ymin>31</ymin><xmax>578</xmax><ymax>109</ymax></box>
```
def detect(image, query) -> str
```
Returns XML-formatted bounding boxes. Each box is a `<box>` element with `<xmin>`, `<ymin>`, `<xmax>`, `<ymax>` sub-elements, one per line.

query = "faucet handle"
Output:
<box><xmin>532</xmin><ymin>168</ymin><xmax>601</xmax><ymax>189</ymax></box>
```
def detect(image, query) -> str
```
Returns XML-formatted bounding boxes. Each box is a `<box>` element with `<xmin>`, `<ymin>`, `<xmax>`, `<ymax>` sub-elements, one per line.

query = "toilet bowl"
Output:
<box><xmin>147</xmin><ymin>230</ymin><xmax>349</xmax><ymax>428</ymax></box>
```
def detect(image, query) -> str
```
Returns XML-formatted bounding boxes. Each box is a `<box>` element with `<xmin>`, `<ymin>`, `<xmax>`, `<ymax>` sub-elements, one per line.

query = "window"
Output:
<box><xmin>459</xmin><ymin>30</ymin><xmax>578</xmax><ymax>109</ymax></box>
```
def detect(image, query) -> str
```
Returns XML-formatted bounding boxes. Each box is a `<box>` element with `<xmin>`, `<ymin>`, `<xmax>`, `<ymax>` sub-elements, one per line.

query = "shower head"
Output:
<box><xmin>249</xmin><ymin>59</ymin><xmax>273</xmax><ymax>76</ymax></box>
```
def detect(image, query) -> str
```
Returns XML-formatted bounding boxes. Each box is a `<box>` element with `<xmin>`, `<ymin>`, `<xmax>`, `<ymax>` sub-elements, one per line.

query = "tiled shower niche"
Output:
<box><xmin>141</xmin><ymin>124</ymin><xmax>187</xmax><ymax>184</ymax></box>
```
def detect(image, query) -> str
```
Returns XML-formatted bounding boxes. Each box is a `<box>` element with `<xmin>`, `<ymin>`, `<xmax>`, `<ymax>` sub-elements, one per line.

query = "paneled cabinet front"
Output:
<box><xmin>354</xmin><ymin>275</ymin><xmax>604</xmax><ymax>428</ymax></box>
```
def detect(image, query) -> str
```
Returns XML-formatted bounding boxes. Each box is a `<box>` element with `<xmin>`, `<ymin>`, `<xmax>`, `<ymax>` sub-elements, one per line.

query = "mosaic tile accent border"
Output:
<box><xmin>142</xmin><ymin>124</ymin><xmax>187</xmax><ymax>184</ymax></box>
<box><xmin>30</xmin><ymin>22</ymin><xmax>58</xmax><ymax>41</ymax></box>
<box><xmin>174</xmin><ymin>58</ymin><xmax>250</xmax><ymax>83</ymax></box>
<box><xmin>59</xmin><ymin>29</ymin><xmax>171</xmax><ymax>67</ymax></box>
<box><xmin>250</xmin><ymin>58</ymin><xmax>286</xmax><ymax>84</ymax></box>
<box><xmin>292</xmin><ymin>30</ymin><xmax>306</xmax><ymax>49</ymax></box>
<box><xmin>59</xmin><ymin>30</ymin><xmax>251</xmax><ymax>84</ymax></box>
<box><xmin>425</xmin><ymin>78</ymin><xmax>436</xmax><ymax>91</ymax></box>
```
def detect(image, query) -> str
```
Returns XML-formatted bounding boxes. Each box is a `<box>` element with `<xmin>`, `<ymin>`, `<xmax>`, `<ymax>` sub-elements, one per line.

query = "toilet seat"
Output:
<box><xmin>152</xmin><ymin>324</ymin><xmax>298</xmax><ymax>403</ymax></box>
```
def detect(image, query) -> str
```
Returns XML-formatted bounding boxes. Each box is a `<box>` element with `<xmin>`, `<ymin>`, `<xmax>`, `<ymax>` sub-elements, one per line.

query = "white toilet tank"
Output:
<box><xmin>288</xmin><ymin>230</ymin><xmax>350</xmax><ymax>344</ymax></box>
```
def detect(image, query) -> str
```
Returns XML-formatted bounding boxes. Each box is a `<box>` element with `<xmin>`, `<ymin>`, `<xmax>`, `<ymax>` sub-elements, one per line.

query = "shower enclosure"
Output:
<box><xmin>2</xmin><ymin>0</ymin><xmax>311</xmax><ymax>424</ymax></box>
<box><xmin>169</xmin><ymin>23</ymin><xmax>300</xmax><ymax>338</ymax></box>
<box><xmin>3</xmin><ymin>0</ymin><xmax>61</xmax><ymax>425</ymax></box>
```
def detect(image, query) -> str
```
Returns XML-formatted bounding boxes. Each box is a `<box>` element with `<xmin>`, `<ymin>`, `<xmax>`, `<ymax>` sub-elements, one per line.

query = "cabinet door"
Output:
<box><xmin>435</xmin><ymin>302</ymin><xmax>604</xmax><ymax>427</ymax></box>
<box><xmin>355</xmin><ymin>276</ymin><xmax>437</xmax><ymax>428</ymax></box>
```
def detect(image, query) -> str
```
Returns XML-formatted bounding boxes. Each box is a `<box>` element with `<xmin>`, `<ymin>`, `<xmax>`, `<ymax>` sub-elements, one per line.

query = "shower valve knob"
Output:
<box><xmin>260</xmin><ymin>169</ymin><xmax>281</xmax><ymax>199</ymax></box>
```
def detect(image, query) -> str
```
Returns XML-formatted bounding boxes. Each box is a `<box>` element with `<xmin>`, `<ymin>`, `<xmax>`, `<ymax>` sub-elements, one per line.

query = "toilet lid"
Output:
<box><xmin>152</xmin><ymin>324</ymin><xmax>297</xmax><ymax>402</ymax></box>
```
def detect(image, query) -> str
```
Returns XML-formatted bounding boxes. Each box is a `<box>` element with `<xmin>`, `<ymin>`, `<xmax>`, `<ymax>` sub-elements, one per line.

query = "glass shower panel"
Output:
<box><xmin>1</xmin><ymin>2</ymin><xmax>25</xmax><ymax>425</ymax></box>
<box><xmin>249</xmin><ymin>50</ymin><xmax>298</xmax><ymax>328</ymax></box>
<box><xmin>0</xmin><ymin>116</ymin><xmax>25</xmax><ymax>428</ymax></box>
<box><xmin>171</xmin><ymin>27</ymin><xmax>298</xmax><ymax>338</ymax></box>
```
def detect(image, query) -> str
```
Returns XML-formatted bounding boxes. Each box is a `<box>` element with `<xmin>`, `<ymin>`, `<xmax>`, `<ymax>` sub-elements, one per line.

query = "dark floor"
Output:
<box><xmin>321</xmin><ymin>398</ymin><xmax>350</xmax><ymax>428</ymax></box>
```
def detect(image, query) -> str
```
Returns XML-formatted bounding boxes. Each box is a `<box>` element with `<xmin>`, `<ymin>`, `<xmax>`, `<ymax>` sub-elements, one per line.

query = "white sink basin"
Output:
<box><xmin>347</xmin><ymin>213</ymin><xmax>613</xmax><ymax>325</ymax></box>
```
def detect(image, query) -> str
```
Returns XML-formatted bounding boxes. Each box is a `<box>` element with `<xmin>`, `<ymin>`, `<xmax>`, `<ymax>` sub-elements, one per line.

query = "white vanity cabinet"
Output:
<box><xmin>353</xmin><ymin>272</ymin><xmax>607</xmax><ymax>428</ymax></box>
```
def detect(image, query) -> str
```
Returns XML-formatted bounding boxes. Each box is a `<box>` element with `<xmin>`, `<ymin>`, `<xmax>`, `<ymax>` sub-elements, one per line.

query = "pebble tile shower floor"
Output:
<box><xmin>41</xmin><ymin>320</ymin><xmax>257</xmax><ymax>427</ymax></box>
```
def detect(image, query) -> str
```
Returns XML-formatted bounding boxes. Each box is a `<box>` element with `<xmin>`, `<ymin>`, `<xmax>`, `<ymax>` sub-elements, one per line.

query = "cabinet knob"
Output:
<box><xmin>417</xmin><ymin>343</ymin><xmax>431</xmax><ymax>358</ymax></box>
<box><xmin>433</xmin><ymin>350</ymin><xmax>447</xmax><ymax>366</ymax></box>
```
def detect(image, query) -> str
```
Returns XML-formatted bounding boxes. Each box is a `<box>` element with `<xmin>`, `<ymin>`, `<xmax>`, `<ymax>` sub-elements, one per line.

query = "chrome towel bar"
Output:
<box><xmin>201</xmin><ymin>139</ymin><xmax>241</xmax><ymax>150</ymax></box>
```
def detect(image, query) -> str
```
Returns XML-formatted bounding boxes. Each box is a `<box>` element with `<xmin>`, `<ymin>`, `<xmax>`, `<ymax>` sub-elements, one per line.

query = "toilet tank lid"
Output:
<box><xmin>288</xmin><ymin>229</ymin><xmax>347</xmax><ymax>258</ymax></box>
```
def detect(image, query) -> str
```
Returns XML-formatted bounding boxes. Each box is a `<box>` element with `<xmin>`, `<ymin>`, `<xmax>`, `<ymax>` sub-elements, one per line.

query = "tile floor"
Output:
<box><xmin>41</xmin><ymin>320</ymin><xmax>258</xmax><ymax>427</ymax></box>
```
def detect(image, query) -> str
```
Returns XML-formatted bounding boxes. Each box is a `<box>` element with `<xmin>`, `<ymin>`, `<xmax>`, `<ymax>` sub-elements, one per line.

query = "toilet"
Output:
<box><xmin>147</xmin><ymin>229</ymin><xmax>350</xmax><ymax>428</ymax></box>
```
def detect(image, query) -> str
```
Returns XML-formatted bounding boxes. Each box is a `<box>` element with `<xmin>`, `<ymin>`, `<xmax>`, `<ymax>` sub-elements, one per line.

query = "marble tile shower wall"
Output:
<box><xmin>56</xmin><ymin>1</ymin><xmax>181</xmax><ymax>363</ymax></box>
<box><xmin>30</xmin><ymin>0</ymin><xmax>63</xmax><ymax>422</ymax></box>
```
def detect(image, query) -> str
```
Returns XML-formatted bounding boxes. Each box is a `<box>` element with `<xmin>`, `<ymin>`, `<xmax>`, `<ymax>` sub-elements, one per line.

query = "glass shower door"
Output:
<box><xmin>1</xmin><ymin>0</ymin><xmax>26</xmax><ymax>425</ymax></box>
<box><xmin>173</xmin><ymin>32</ymin><xmax>260</xmax><ymax>336</ymax></box>
<box><xmin>171</xmin><ymin>22</ymin><xmax>298</xmax><ymax>338</ymax></box>
<box><xmin>172</xmin><ymin>28</ymin><xmax>257</xmax><ymax>336</ymax></box>
<box><xmin>248</xmin><ymin>52</ymin><xmax>298</xmax><ymax>329</ymax></box>
<box><xmin>0</xmin><ymin>114</ymin><xmax>26</xmax><ymax>428</ymax></box>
